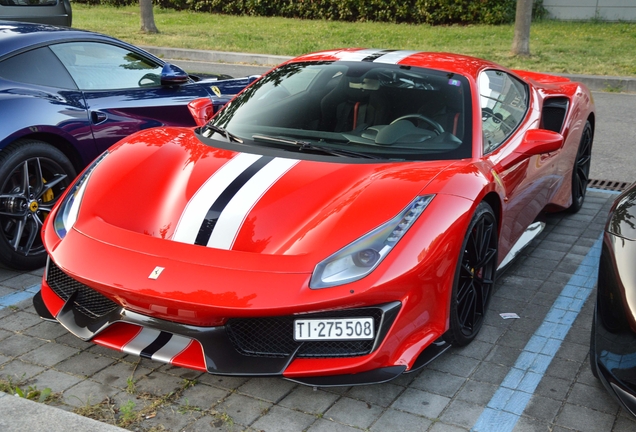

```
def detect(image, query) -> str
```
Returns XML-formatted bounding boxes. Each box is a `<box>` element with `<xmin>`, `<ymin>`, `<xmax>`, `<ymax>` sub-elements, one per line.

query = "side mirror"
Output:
<box><xmin>500</xmin><ymin>129</ymin><xmax>564</xmax><ymax>171</ymax></box>
<box><xmin>160</xmin><ymin>63</ymin><xmax>189</xmax><ymax>86</ymax></box>
<box><xmin>188</xmin><ymin>98</ymin><xmax>213</xmax><ymax>126</ymax></box>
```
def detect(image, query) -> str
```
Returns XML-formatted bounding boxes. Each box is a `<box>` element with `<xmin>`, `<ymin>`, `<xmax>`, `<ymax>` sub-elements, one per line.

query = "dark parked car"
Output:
<box><xmin>0</xmin><ymin>0</ymin><xmax>72</xmax><ymax>27</ymax></box>
<box><xmin>590</xmin><ymin>182</ymin><xmax>636</xmax><ymax>417</ymax></box>
<box><xmin>0</xmin><ymin>21</ymin><xmax>255</xmax><ymax>270</ymax></box>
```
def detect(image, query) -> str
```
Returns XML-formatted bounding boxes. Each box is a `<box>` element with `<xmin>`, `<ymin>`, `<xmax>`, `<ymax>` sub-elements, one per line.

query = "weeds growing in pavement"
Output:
<box><xmin>125</xmin><ymin>375</ymin><xmax>136</xmax><ymax>394</ymax></box>
<box><xmin>210</xmin><ymin>410</ymin><xmax>235</xmax><ymax>429</ymax></box>
<box><xmin>182</xmin><ymin>378</ymin><xmax>197</xmax><ymax>389</ymax></box>
<box><xmin>118</xmin><ymin>399</ymin><xmax>137</xmax><ymax>424</ymax></box>
<box><xmin>177</xmin><ymin>398</ymin><xmax>202</xmax><ymax>414</ymax></box>
<box><xmin>65</xmin><ymin>367</ymin><xmax>233</xmax><ymax>429</ymax></box>
<box><xmin>0</xmin><ymin>376</ymin><xmax>56</xmax><ymax>403</ymax></box>
<box><xmin>73</xmin><ymin>397</ymin><xmax>117</xmax><ymax>424</ymax></box>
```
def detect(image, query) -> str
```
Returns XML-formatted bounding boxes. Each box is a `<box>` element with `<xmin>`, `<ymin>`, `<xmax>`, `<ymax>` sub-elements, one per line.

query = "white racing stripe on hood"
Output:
<box><xmin>207</xmin><ymin>157</ymin><xmax>299</xmax><ymax>250</ymax></box>
<box><xmin>373</xmin><ymin>50</ymin><xmax>419</xmax><ymax>64</ymax></box>
<box><xmin>173</xmin><ymin>153</ymin><xmax>261</xmax><ymax>244</ymax></box>
<box><xmin>334</xmin><ymin>49</ymin><xmax>388</xmax><ymax>62</ymax></box>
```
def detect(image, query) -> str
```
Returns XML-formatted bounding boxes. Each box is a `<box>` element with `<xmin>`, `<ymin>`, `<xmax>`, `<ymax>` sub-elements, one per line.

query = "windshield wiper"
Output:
<box><xmin>252</xmin><ymin>135</ymin><xmax>379</xmax><ymax>159</ymax></box>
<box><xmin>203</xmin><ymin>124</ymin><xmax>243</xmax><ymax>143</ymax></box>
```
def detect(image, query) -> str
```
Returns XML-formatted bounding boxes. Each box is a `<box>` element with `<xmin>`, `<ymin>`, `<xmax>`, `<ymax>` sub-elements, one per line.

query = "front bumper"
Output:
<box><xmin>35</xmin><ymin>261</ymin><xmax>410</xmax><ymax>386</ymax></box>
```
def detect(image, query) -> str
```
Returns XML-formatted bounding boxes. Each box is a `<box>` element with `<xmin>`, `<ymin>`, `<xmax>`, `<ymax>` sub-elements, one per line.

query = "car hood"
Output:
<box><xmin>75</xmin><ymin>128</ymin><xmax>457</xmax><ymax>259</ymax></box>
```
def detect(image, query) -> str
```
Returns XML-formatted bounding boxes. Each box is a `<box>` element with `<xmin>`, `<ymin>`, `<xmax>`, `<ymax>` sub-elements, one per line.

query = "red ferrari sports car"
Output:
<box><xmin>34</xmin><ymin>49</ymin><xmax>594</xmax><ymax>386</ymax></box>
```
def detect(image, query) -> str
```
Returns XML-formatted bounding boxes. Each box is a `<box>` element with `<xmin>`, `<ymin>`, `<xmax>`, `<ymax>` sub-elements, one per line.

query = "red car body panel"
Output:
<box><xmin>36</xmin><ymin>48</ymin><xmax>595</xmax><ymax>385</ymax></box>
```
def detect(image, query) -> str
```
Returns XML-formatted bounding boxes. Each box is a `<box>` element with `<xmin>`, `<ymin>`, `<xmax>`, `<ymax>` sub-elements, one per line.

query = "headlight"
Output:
<box><xmin>53</xmin><ymin>152</ymin><xmax>109</xmax><ymax>239</ymax></box>
<box><xmin>310</xmin><ymin>195</ymin><xmax>434</xmax><ymax>289</ymax></box>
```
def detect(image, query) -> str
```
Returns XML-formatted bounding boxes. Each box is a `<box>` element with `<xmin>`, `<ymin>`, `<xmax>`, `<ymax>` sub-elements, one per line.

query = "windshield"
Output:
<box><xmin>208</xmin><ymin>61</ymin><xmax>473</xmax><ymax>161</ymax></box>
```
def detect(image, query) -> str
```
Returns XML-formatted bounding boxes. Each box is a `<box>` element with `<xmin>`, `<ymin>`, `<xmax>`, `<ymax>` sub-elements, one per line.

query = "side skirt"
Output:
<box><xmin>497</xmin><ymin>221</ymin><xmax>545</xmax><ymax>273</ymax></box>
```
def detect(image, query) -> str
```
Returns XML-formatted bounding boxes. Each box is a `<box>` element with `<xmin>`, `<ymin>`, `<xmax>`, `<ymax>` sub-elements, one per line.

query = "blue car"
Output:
<box><xmin>0</xmin><ymin>21</ymin><xmax>256</xmax><ymax>270</ymax></box>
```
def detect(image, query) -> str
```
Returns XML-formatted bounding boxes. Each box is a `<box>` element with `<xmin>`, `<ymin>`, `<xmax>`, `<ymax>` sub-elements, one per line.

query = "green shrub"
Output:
<box><xmin>75</xmin><ymin>0</ymin><xmax>547</xmax><ymax>25</ymax></box>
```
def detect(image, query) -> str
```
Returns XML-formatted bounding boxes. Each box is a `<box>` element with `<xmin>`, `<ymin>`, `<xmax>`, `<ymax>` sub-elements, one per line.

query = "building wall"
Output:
<box><xmin>543</xmin><ymin>0</ymin><xmax>636</xmax><ymax>21</ymax></box>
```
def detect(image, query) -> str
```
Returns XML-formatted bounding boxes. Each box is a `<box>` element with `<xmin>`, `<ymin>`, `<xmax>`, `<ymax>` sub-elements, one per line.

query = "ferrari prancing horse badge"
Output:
<box><xmin>149</xmin><ymin>266</ymin><xmax>165</xmax><ymax>279</ymax></box>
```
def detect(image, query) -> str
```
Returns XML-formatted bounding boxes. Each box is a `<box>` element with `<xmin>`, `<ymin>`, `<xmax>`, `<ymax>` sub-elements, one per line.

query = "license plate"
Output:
<box><xmin>294</xmin><ymin>317</ymin><xmax>374</xmax><ymax>341</ymax></box>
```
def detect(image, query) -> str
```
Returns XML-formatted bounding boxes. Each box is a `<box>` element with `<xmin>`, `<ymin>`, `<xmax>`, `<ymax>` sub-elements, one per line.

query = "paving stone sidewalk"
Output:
<box><xmin>1</xmin><ymin>190</ymin><xmax>636</xmax><ymax>431</ymax></box>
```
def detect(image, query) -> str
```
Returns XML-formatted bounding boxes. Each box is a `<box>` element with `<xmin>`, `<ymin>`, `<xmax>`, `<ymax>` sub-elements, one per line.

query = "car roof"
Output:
<box><xmin>0</xmin><ymin>21</ymin><xmax>154</xmax><ymax>60</ymax></box>
<box><xmin>287</xmin><ymin>48</ymin><xmax>503</xmax><ymax>79</ymax></box>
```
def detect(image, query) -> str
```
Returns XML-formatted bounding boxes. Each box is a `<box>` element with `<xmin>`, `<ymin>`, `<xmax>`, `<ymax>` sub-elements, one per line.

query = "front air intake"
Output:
<box><xmin>46</xmin><ymin>261</ymin><xmax>119</xmax><ymax>319</ymax></box>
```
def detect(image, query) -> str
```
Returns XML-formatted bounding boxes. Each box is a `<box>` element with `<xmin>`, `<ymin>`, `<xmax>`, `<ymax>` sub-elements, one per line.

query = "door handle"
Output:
<box><xmin>91</xmin><ymin>111</ymin><xmax>108</xmax><ymax>125</ymax></box>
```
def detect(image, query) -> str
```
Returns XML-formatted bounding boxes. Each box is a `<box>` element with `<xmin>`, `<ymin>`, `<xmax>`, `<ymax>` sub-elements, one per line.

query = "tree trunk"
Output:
<box><xmin>140</xmin><ymin>0</ymin><xmax>159</xmax><ymax>34</ymax></box>
<box><xmin>511</xmin><ymin>0</ymin><xmax>533</xmax><ymax>56</ymax></box>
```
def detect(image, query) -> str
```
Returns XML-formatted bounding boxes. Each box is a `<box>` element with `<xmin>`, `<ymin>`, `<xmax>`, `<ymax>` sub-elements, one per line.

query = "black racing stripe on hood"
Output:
<box><xmin>194</xmin><ymin>155</ymin><xmax>274</xmax><ymax>246</ymax></box>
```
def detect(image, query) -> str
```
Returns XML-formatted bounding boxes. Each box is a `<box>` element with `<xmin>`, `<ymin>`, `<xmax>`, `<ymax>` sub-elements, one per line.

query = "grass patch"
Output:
<box><xmin>72</xmin><ymin>5</ymin><xmax>636</xmax><ymax>76</ymax></box>
<box><xmin>0</xmin><ymin>377</ymin><xmax>58</xmax><ymax>403</ymax></box>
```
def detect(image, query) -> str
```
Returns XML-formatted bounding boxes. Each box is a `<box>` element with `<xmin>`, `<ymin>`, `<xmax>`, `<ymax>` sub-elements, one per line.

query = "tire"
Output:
<box><xmin>445</xmin><ymin>202</ymin><xmax>498</xmax><ymax>347</ymax></box>
<box><xmin>0</xmin><ymin>140</ymin><xmax>75</xmax><ymax>270</ymax></box>
<box><xmin>567</xmin><ymin>121</ymin><xmax>593</xmax><ymax>213</ymax></box>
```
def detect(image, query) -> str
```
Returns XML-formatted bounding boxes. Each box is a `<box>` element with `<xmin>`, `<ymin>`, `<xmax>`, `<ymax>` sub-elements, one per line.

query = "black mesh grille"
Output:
<box><xmin>226</xmin><ymin>308</ymin><xmax>384</xmax><ymax>358</ymax></box>
<box><xmin>542</xmin><ymin>106</ymin><xmax>566</xmax><ymax>133</ymax></box>
<box><xmin>542</xmin><ymin>97</ymin><xmax>568</xmax><ymax>133</ymax></box>
<box><xmin>46</xmin><ymin>261</ymin><xmax>119</xmax><ymax>319</ymax></box>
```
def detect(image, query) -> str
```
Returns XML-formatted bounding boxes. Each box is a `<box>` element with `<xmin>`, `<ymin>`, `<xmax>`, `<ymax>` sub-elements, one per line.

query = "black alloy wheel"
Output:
<box><xmin>446</xmin><ymin>202</ymin><xmax>498</xmax><ymax>347</ymax></box>
<box><xmin>568</xmin><ymin>120</ymin><xmax>593</xmax><ymax>213</ymax></box>
<box><xmin>0</xmin><ymin>140</ymin><xmax>75</xmax><ymax>270</ymax></box>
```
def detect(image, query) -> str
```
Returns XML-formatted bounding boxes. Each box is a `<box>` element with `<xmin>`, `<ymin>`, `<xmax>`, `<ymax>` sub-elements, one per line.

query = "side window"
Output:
<box><xmin>479</xmin><ymin>70</ymin><xmax>528</xmax><ymax>153</ymax></box>
<box><xmin>0</xmin><ymin>46</ymin><xmax>77</xmax><ymax>89</ymax></box>
<box><xmin>49</xmin><ymin>42</ymin><xmax>164</xmax><ymax>90</ymax></box>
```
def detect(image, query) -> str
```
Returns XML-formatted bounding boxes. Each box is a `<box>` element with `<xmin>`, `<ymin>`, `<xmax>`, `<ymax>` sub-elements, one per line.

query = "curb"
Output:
<box><xmin>0</xmin><ymin>391</ymin><xmax>127</xmax><ymax>432</ymax></box>
<box><xmin>140</xmin><ymin>46</ymin><xmax>291</xmax><ymax>67</ymax></box>
<box><xmin>557</xmin><ymin>73</ymin><xmax>636</xmax><ymax>94</ymax></box>
<box><xmin>142</xmin><ymin>46</ymin><xmax>636</xmax><ymax>93</ymax></box>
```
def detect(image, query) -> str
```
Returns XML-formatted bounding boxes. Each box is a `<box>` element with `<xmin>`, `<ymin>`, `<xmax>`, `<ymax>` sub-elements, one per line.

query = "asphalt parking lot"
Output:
<box><xmin>1</xmin><ymin>59</ymin><xmax>635</xmax><ymax>430</ymax></box>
